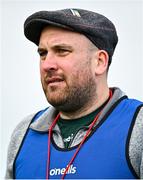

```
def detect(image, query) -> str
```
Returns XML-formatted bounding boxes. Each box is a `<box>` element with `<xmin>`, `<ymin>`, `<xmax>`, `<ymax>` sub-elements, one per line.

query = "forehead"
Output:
<box><xmin>39</xmin><ymin>26</ymin><xmax>92</xmax><ymax>46</ymax></box>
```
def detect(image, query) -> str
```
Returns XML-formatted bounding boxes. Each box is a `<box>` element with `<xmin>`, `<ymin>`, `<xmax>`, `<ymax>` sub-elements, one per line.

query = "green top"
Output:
<box><xmin>57</xmin><ymin>100</ymin><xmax>108</xmax><ymax>148</ymax></box>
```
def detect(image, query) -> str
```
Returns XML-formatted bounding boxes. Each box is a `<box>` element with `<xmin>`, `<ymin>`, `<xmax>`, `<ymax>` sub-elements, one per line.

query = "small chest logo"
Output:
<box><xmin>50</xmin><ymin>164</ymin><xmax>76</xmax><ymax>176</ymax></box>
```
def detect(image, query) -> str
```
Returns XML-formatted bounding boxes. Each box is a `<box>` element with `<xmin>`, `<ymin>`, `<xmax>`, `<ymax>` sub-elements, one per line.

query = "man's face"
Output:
<box><xmin>38</xmin><ymin>26</ymin><xmax>97</xmax><ymax>112</ymax></box>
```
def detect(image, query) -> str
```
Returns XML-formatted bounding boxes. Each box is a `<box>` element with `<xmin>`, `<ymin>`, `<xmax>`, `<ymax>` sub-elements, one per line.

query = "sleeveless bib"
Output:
<box><xmin>15</xmin><ymin>98</ymin><xmax>142</xmax><ymax>179</ymax></box>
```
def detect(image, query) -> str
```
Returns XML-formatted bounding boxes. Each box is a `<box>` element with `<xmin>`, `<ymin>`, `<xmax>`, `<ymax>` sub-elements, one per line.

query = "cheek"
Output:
<box><xmin>66</xmin><ymin>65</ymin><xmax>84</xmax><ymax>84</ymax></box>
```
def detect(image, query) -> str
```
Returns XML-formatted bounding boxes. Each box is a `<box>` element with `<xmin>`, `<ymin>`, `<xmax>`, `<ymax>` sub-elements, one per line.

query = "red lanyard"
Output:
<box><xmin>46</xmin><ymin>89</ymin><xmax>113</xmax><ymax>179</ymax></box>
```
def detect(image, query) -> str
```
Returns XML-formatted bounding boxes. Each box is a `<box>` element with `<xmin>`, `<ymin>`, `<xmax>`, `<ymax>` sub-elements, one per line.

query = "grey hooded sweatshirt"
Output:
<box><xmin>5</xmin><ymin>88</ymin><xmax>143</xmax><ymax>178</ymax></box>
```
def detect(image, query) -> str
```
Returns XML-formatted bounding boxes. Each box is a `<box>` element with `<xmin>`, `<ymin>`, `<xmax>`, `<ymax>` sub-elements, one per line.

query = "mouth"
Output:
<box><xmin>46</xmin><ymin>77</ymin><xmax>64</xmax><ymax>85</ymax></box>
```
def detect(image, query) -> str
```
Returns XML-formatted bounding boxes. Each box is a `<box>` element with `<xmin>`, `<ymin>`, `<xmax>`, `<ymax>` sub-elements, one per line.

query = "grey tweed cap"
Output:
<box><xmin>24</xmin><ymin>8</ymin><xmax>118</xmax><ymax>61</ymax></box>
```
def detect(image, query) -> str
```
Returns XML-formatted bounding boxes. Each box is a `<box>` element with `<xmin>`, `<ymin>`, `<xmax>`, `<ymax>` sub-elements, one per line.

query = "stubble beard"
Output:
<box><xmin>42</xmin><ymin>62</ymin><xmax>97</xmax><ymax>113</ymax></box>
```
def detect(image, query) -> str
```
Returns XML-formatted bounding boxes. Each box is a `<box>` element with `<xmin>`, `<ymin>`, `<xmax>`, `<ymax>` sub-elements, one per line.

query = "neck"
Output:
<box><xmin>60</xmin><ymin>87</ymin><xmax>110</xmax><ymax>119</ymax></box>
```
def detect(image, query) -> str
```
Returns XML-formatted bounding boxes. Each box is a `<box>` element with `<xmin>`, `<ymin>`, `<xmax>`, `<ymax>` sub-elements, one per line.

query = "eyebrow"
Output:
<box><xmin>37</xmin><ymin>43</ymin><xmax>73</xmax><ymax>52</ymax></box>
<box><xmin>52</xmin><ymin>44</ymin><xmax>73</xmax><ymax>49</ymax></box>
<box><xmin>53</xmin><ymin>43</ymin><xmax>72</xmax><ymax>48</ymax></box>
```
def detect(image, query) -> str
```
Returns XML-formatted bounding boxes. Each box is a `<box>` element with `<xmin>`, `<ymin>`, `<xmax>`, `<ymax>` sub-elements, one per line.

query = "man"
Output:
<box><xmin>5</xmin><ymin>8</ymin><xmax>143</xmax><ymax>179</ymax></box>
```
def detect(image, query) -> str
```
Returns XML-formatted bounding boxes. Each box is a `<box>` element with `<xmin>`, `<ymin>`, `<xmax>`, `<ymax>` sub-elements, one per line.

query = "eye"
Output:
<box><xmin>38</xmin><ymin>50</ymin><xmax>47</xmax><ymax>57</ymax></box>
<box><xmin>56</xmin><ymin>48</ymin><xmax>71</xmax><ymax>56</ymax></box>
<box><xmin>37</xmin><ymin>49</ymin><xmax>48</xmax><ymax>60</ymax></box>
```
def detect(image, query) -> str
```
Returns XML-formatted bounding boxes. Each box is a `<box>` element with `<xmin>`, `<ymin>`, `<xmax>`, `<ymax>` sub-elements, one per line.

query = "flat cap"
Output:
<box><xmin>24</xmin><ymin>8</ymin><xmax>118</xmax><ymax>60</ymax></box>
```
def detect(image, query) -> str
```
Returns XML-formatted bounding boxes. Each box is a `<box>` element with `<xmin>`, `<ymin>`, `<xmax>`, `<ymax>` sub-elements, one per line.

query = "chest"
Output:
<box><xmin>15</xmin><ymin>100</ymin><xmax>139</xmax><ymax>179</ymax></box>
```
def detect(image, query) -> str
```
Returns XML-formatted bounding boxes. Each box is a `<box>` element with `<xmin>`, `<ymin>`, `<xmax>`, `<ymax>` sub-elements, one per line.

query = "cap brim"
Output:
<box><xmin>24</xmin><ymin>19</ymin><xmax>73</xmax><ymax>45</ymax></box>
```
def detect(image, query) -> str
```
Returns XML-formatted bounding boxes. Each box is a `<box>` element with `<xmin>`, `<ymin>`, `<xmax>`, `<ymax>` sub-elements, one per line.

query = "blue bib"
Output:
<box><xmin>14</xmin><ymin>98</ymin><xmax>142</xmax><ymax>179</ymax></box>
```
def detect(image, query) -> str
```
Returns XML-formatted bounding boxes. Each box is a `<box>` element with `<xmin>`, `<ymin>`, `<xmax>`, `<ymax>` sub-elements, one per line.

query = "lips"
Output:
<box><xmin>46</xmin><ymin>77</ymin><xmax>64</xmax><ymax>85</ymax></box>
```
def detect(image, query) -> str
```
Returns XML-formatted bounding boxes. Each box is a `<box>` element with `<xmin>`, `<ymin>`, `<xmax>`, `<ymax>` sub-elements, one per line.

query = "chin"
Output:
<box><xmin>46</xmin><ymin>94</ymin><xmax>66</xmax><ymax>107</ymax></box>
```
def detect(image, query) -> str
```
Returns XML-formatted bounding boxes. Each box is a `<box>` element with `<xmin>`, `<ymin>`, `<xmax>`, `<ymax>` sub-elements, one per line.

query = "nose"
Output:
<box><xmin>40</xmin><ymin>53</ymin><xmax>58</xmax><ymax>72</ymax></box>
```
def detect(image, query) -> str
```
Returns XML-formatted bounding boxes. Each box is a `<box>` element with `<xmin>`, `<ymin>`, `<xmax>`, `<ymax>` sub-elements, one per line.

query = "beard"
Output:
<box><xmin>41</xmin><ymin>61</ymin><xmax>97</xmax><ymax>113</ymax></box>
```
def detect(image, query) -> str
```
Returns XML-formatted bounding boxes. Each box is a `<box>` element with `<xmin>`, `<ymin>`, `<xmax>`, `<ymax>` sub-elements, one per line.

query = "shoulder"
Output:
<box><xmin>11</xmin><ymin>113</ymin><xmax>35</xmax><ymax>139</ymax></box>
<box><xmin>10</xmin><ymin>107</ymin><xmax>49</xmax><ymax>141</ymax></box>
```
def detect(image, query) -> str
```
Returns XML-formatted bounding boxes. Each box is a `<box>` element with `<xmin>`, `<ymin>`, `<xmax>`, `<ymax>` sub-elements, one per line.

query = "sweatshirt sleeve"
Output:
<box><xmin>129</xmin><ymin>106</ymin><xmax>143</xmax><ymax>178</ymax></box>
<box><xmin>5</xmin><ymin>114</ymin><xmax>34</xmax><ymax>179</ymax></box>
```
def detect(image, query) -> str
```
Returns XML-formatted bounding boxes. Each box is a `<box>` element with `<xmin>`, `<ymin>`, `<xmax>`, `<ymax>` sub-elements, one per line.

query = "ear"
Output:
<box><xmin>94</xmin><ymin>50</ymin><xmax>109</xmax><ymax>75</ymax></box>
